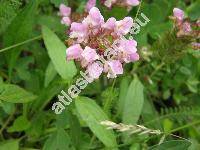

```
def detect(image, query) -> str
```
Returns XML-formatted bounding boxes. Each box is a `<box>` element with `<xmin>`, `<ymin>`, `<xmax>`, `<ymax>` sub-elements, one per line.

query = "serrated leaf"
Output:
<box><xmin>0</xmin><ymin>84</ymin><xmax>37</xmax><ymax>103</ymax></box>
<box><xmin>42</xmin><ymin>25</ymin><xmax>77</xmax><ymax>80</ymax></box>
<box><xmin>75</xmin><ymin>97</ymin><xmax>117</xmax><ymax>148</ymax></box>
<box><xmin>122</xmin><ymin>77</ymin><xmax>144</xmax><ymax>124</ymax></box>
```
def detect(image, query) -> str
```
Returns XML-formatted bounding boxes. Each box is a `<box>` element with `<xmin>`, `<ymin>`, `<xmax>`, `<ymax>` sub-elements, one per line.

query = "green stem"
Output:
<box><xmin>0</xmin><ymin>110</ymin><xmax>16</xmax><ymax>138</ymax></box>
<box><xmin>134</xmin><ymin>0</ymin><xmax>143</xmax><ymax>21</ymax></box>
<box><xmin>150</xmin><ymin>61</ymin><xmax>165</xmax><ymax>77</ymax></box>
<box><xmin>103</xmin><ymin>79</ymin><xmax>116</xmax><ymax>114</ymax></box>
<box><xmin>89</xmin><ymin>135</ymin><xmax>96</xmax><ymax>148</ymax></box>
<box><xmin>167</xmin><ymin>120</ymin><xmax>200</xmax><ymax>134</ymax></box>
<box><xmin>0</xmin><ymin>35</ymin><xmax>42</xmax><ymax>53</ymax></box>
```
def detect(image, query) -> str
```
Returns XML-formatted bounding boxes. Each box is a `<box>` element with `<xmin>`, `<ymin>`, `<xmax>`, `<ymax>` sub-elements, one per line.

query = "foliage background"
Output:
<box><xmin>0</xmin><ymin>0</ymin><xmax>199</xmax><ymax>149</ymax></box>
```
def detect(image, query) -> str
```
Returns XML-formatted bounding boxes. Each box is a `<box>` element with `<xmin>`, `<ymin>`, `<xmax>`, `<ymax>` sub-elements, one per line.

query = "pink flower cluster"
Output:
<box><xmin>173</xmin><ymin>8</ymin><xmax>192</xmax><ymax>36</ymax></box>
<box><xmin>103</xmin><ymin>0</ymin><xmax>140</xmax><ymax>8</ymax></box>
<box><xmin>86</xmin><ymin>0</ymin><xmax>140</xmax><ymax>11</ymax></box>
<box><xmin>59</xmin><ymin>4</ymin><xmax>71</xmax><ymax>26</ymax></box>
<box><xmin>173</xmin><ymin>8</ymin><xmax>200</xmax><ymax>38</ymax></box>
<box><xmin>173</xmin><ymin>8</ymin><xmax>200</xmax><ymax>50</ymax></box>
<box><xmin>66</xmin><ymin>7</ymin><xmax>139</xmax><ymax>79</ymax></box>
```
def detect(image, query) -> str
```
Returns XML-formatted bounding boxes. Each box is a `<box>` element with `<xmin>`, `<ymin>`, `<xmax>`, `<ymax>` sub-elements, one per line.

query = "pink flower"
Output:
<box><xmin>173</xmin><ymin>8</ymin><xmax>184</xmax><ymax>21</ymax></box>
<box><xmin>81</xmin><ymin>46</ymin><xmax>99</xmax><ymax>65</ymax></box>
<box><xmin>102</xmin><ymin>17</ymin><xmax>116</xmax><ymax>30</ymax></box>
<box><xmin>87</xmin><ymin>62</ymin><xmax>103</xmax><ymax>79</ymax></box>
<box><xmin>126</xmin><ymin>0</ymin><xmax>140</xmax><ymax>6</ymax></box>
<box><xmin>86</xmin><ymin>0</ymin><xmax>96</xmax><ymax>12</ymax></box>
<box><xmin>61</xmin><ymin>17</ymin><xmax>71</xmax><ymax>26</ymax></box>
<box><xmin>70</xmin><ymin>22</ymin><xmax>88</xmax><ymax>43</ymax></box>
<box><xmin>66</xmin><ymin>44</ymin><xmax>83</xmax><ymax>60</ymax></box>
<box><xmin>197</xmin><ymin>19</ymin><xmax>200</xmax><ymax>27</ymax></box>
<box><xmin>119</xmin><ymin>39</ymin><xmax>137</xmax><ymax>53</ymax></box>
<box><xmin>118</xmin><ymin>39</ymin><xmax>138</xmax><ymax>62</ymax></box>
<box><xmin>107</xmin><ymin>60</ymin><xmax>123</xmax><ymax>78</ymax></box>
<box><xmin>59</xmin><ymin>4</ymin><xmax>71</xmax><ymax>17</ymax></box>
<box><xmin>182</xmin><ymin>22</ymin><xmax>192</xmax><ymax>33</ymax></box>
<box><xmin>104</xmin><ymin>0</ymin><xmax>117</xmax><ymax>8</ymax></box>
<box><xmin>191</xmin><ymin>42</ymin><xmax>200</xmax><ymax>50</ymax></box>
<box><xmin>83</xmin><ymin>7</ymin><xmax>104</xmax><ymax>28</ymax></box>
<box><xmin>129</xmin><ymin>53</ymin><xmax>140</xmax><ymax>62</ymax></box>
<box><xmin>103</xmin><ymin>0</ymin><xmax>139</xmax><ymax>9</ymax></box>
<box><xmin>66</xmin><ymin>7</ymin><xmax>139</xmax><ymax>79</ymax></box>
<box><xmin>59</xmin><ymin>4</ymin><xmax>71</xmax><ymax>26</ymax></box>
<box><xmin>115</xmin><ymin>17</ymin><xmax>133</xmax><ymax>36</ymax></box>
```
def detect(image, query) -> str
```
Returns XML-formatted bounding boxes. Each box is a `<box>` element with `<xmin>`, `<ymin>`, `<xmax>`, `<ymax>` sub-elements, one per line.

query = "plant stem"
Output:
<box><xmin>167</xmin><ymin>120</ymin><xmax>200</xmax><ymax>134</ymax></box>
<box><xmin>0</xmin><ymin>110</ymin><xmax>16</xmax><ymax>138</ymax></box>
<box><xmin>150</xmin><ymin>62</ymin><xmax>165</xmax><ymax>77</ymax></box>
<box><xmin>0</xmin><ymin>35</ymin><xmax>42</xmax><ymax>53</ymax></box>
<box><xmin>89</xmin><ymin>135</ymin><xmax>96</xmax><ymax>148</ymax></box>
<box><xmin>134</xmin><ymin>0</ymin><xmax>143</xmax><ymax>21</ymax></box>
<box><xmin>103</xmin><ymin>78</ymin><xmax>116</xmax><ymax>114</ymax></box>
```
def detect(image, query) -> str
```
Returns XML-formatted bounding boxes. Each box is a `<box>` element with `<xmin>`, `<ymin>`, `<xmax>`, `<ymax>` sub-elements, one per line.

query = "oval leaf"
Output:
<box><xmin>122</xmin><ymin>77</ymin><xmax>144</xmax><ymax>124</ymax></box>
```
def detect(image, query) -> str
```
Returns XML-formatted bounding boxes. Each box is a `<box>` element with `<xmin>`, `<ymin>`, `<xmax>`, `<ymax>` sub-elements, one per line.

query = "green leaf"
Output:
<box><xmin>44</xmin><ymin>61</ymin><xmax>57</xmax><ymax>87</ymax></box>
<box><xmin>43</xmin><ymin>129</ymin><xmax>74</xmax><ymax>150</ymax></box>
<box><xmin>50</xmin><ymin>0</ymin><xmax>68</xmax><ymax>7</ymax></box>
<box><xmin>0</xmin><ymin>140</ymin><xmax>19</xmax><ymax>150</ymax></box>
<box><xmin>0</xmin><ymin>101</ymin><xmax>15</xmax><ymax>114</ymax></box>
<box><xmin>42</xmin><ymin>25</ymin><xmax>77</xmax><ymax>80</ymax></box>
<box><xmin>0</xmin><ymin>77</ymin><xmax>3</xmax><ymax>84</ymax></box>
<box><xmin>187</xmin><ymin>1</ymin><xmax>200</xmax><ymax>20</ymax></box>
<box><xmin>104</xmin><ymin>6</ymin><xmax>128</xmax><ymax>20</ymax></box>
<box><xmin>117</xmin><ymin>76</ymin><xmax>131</xmax><ymax>117</ymax></box>
<box><xmin>68</xmin><ymin>112</ymin><xmax>82</xmax><ymax>150</ymax></box>
<box><xmin>0</xmin><ymin>84</ymin><xmax>37</xmax><ymax>103</ymax></box>
<box><xmin>122</xmin><ymin>77</ymin><xmax>144</xmax><ymax>124</ymax></box>
<box><xmin>0</xmin><ymin>0</ymin><xmax>22</xmax><ymax>34</ymax></box>
<box><xmin>15</xmin><ymin>56</ymin><xmax>34</xmax><ymax>81</ymax></box>
<box><xmin>75</xmin><ymin>97</ymin><xmax>117</xmax><ymax>148</ymax></box>
<box><xmin>37</xmin><ymin>15</ymin><xmax>65</xmax><ymax>33</ymax></box>
<box><xmin>149</xmin><ymin>140</ymin><xmax>192</xmax><ymax>150</ymax></box>
<box><xmin>26</xmin><ymin>112</ymin><xmax>46</xmax><ymax>138</ymax></box>
<box><xmin>3</xmin><ymin>0</ymin><xmax>39</xmax><ymax>79</ymax></box>
<box><xmin>31</xmin><ymin>80</ymin><xmax>66</xmax><ymax>112</ymax></box>
<box><xmin>8</xmin><ymin>115</ymin><xmax>31</xmax><ymax>132</ymax></box>
<box><xmin>163</xmin><ymin>119</ymin><xmax>173</xmax><ymax>132</ymax></box>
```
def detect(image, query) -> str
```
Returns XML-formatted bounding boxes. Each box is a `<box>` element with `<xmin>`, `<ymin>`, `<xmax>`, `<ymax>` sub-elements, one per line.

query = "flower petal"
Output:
<box><xmin>66</xmin><ymin>44</ymin><xmax>83</xmax><ymax>60</ymax></box>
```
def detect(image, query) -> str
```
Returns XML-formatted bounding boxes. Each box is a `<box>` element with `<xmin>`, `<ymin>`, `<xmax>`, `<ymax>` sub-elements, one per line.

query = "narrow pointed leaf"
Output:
<box><xmin>42</xmin><ymin>25</ymin><xmax>77</xmax><ymax>80</ymax></box>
